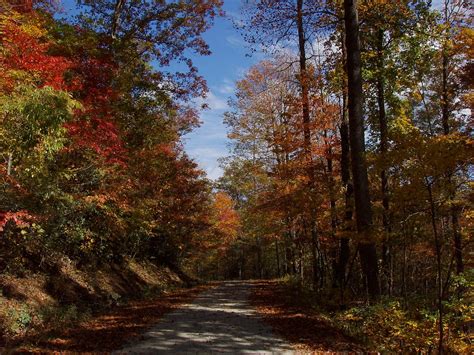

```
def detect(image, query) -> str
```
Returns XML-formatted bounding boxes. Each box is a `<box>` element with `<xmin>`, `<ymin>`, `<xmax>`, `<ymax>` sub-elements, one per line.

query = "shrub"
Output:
<box><xmin>1</xmin><ymin>305</ymin><xmax>33</xmax><ymax>337</ymax></box>
<box><xmin>333</xmin><ymin>298</ymin><xmax>471</xmax><ymax>353</ymax></box>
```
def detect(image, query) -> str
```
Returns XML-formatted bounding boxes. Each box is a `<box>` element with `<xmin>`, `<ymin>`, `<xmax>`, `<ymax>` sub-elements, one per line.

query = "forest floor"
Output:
<box><xmin>0</xmin><ymin>258</ymin><xmax>203</xmax><ymax>353</ymax></box>
<box><xmin>250</xmin><ymin>280</ymin><xmax>366</xmax><ymax>353</ymax></box>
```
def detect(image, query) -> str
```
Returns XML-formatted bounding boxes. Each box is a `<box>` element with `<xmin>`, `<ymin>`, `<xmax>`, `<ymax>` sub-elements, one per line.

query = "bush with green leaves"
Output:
<box><xmin>333</xmin><ymin>297</ymin><xmax>471</xmax><ymax>353</ymax></box>
<box><xmin>1</xmin><ymin>305</ymin><xmax>33</xmax><ymax>337</ymax></box>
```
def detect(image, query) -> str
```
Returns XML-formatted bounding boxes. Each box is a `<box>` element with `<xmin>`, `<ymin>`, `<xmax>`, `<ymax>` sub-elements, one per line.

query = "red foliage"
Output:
<box><xmin>4</xmin><ymin>0</ymin><xmax>33</xmax><ymax>13</ymax></box>
<box><xmin>72</xmin><ymin>56</ymin><xmax>117</xmax><ymax>103</ymax></box>
<box><xmin>64</xmin><ymin>117</ymin><xmax>126</xmax><ymax>166</ymax></box>
<box><xmin>0</xmin><ymin>20</ymin><xmax>73</xmax><ymax>91</ymax></box>
<box><xmin>156</xmin><ymin>143</ymin><xmax>176</xmax><ymax>157</ymax></box>
<box><xmin>0</xmin><ymin>19</ymin><xmax>126</xmax><ymax>165</ymax></box>
<box><xmin>0</xmin><ymin>210</ymin><xmax>33</xmax><ymax>231</ymax></box>
<box><xmin>65</xmin><ymin>54</ymin><xmax>127</xmax><ymax>165</ymax></box>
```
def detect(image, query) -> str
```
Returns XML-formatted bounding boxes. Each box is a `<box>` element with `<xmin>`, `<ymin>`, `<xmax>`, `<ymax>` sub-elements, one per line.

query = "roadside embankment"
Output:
<box><xmin>0</xmin><ymin>257</ymin><xmax>202</xmax><ymax>352</ymax></box>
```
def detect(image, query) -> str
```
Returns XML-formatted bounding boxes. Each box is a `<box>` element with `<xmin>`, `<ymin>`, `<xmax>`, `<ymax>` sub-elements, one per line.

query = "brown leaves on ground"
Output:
<box><xmin>249</xmin><ymin>280</ymin><xmax>365</xmax><ymax>353</ymax></box>
<box><xmin>14</xmin><ymin>284</ymin><xmax>214</xmax><ymax>353</ymax></box>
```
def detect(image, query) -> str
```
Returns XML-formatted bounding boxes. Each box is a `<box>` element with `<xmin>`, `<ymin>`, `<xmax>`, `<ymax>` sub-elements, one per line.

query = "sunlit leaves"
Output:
<box><xmin>0</xmin><ymin>16</ymin><xmax>73</xmax><ymax>91</ymax></box>
<box><xmin>0</xmin><ymin>85</ymin><xmax>78</xmax><ymax>159</ymax></box>
<box><xmin>0</xmin><ymin>4</ymin><xmax>219</xmax><ymax>268</ymax></box>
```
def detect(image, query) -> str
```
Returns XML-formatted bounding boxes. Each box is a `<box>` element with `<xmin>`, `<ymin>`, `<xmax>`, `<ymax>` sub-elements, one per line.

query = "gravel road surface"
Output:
<box><xmin>118</xmin><ymin>281</ymin><xmax>294</xmax><ymax>354</ymax></box>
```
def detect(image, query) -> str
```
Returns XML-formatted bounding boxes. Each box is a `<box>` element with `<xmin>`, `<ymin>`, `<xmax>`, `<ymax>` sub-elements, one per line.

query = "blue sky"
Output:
<box><xmin>181</xmin><ymin>1</ymin><xmax>259</xmax><ymax>180</ymax></box>
<box><xmin>60</xmin><ymin>0</ymin><xmax>258</xmax><ymax>181</ymax></box>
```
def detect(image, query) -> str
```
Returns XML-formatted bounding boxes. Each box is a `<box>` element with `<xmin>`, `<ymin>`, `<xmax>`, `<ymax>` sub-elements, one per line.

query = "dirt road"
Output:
<box><xmin>118</xmin><ymin>281</ymin><xmax>294</xmax><ymax>354</ymax></box>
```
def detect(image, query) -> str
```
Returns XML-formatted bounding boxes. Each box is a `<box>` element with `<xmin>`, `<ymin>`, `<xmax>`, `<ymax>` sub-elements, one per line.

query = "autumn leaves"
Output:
<box><xmin>0</xmin><ymin>1</ymin><xmax>229</xmax><ymax>272</ymax></box>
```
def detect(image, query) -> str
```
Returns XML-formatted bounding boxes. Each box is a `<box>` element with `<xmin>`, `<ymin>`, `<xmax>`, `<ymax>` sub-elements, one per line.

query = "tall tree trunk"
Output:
<box><xmin>327</xmin><ymin>150</ymin><xmax>338</xmax><ymax>285</ymax></box>
<box><xmin>337</xmin><ymin>29</ymin><xmax>352</xmax><ymax>291</ymax></box>
<box><xmin>289</xmin><ymin>225</ymin><xmax>298</xmax><ymax>275</ymax></box>
<box><xmin>275</xmin><ymin>240</ymin><xmax>281</xmax><ymax>278</ymax></box>
<box><xmin>343</xmin><ymin>0</ymin><xmax>380</xmax><ymax>299</ymax></box>
<box><xmin>441</xmin><ymin>50</ymin><xmax>449</xmax><ymax>132</ymax></box>
<box><xmin>325</xmin><ymin>132</ymin><xmax>337</xmax><ymax>238</ymax></box>
<box><xmin>376</xmin><ymin>29</ymin><xmax>392</xmax><ymax>295</ymax></box>
<box><xmin>299</xmin><ymin>244</ymin><xmax>305</xmax><ymax>280</ymax></box>
<box><xmin>283</xmin><ymin>234</ymin><xmax>289</xmax><ymax>275</ymax></box>
<box><xmin>426</xmin><ymin>180</ymin><xmax>444</xmax><ymax>353</ymax></box>
<box><xmin>7</xmin><ymin>152</ymin><xmax>13</xmax><ymax>176</ymax></box>
<box><xmin>452</xmin><ymin>212</ymin><xmax>463</xmax><ymax>274</ymax></box>
<box><xmin>441</xmin><ymin>4</ymin><xmax>463</xmax><ymax>275</ymax></box>
<box><xmin>297</xmin><ymin>0</ymin><xmax>319</xmax><ymax>289</ymax></box>
<box><xmin>256</xmin><ymin>237</ymin><xmax>263</xmax><ymax>279</ymax></box>
<box><xmin>324</xmin><ymin>130</ymin><xmax>338</xmax><ymax>288</ymax></box>
<box><xmin>441</xmin><ymin>1</ymin><xmax>450</xmax><ymax>137</ymax></box>
<box><xmin>339</xmin><ymin>119</ymin><xmax>352</xmax><ymax>290</ymax></box>
<box><xmin>111</xmin><ymin>0</ymin><xmax>126</xmax><ymax>39</ymax></box>
<box><xmin>296</xmin><ymin>0</ymin><xmax>311</xmax><ymax>159</ymax></box>
<box><xmin>239</xmin><ymin>247</ymin><xmax>244</xmax><ymax>280</ymax></box>
<box><xmin>401</xmin><ymin>234</ymin><xmax>407</xmax><ymax>300</ymax></box>
<box><xmin>285</xmin><ymin>217</ymin><xmax>297</xmax><ymax>275</ymax></box>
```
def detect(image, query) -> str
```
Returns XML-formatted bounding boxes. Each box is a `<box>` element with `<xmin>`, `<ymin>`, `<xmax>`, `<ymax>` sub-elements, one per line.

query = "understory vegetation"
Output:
<box><xmin>277</xmin><ymin>276</ymin><xmax>471</xmax><ymax>352</ymax></box>
<box><xmin>0</xmin><ymin>257</ymin><xmax>187</xmax><ymax>346</ymax></box>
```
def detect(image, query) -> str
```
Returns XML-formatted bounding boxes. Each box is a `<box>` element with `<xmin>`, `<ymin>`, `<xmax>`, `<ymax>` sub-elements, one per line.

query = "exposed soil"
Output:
<box><xmin>250</xmin><ymin>280</ymin><xmax>366</xmax><ymax>353</ymax></box>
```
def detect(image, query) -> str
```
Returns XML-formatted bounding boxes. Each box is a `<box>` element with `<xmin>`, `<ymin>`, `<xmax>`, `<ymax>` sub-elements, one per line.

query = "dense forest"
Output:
<box><xmin>215</xmin><ymin>0</ymin><xmax>472</xmax><ymax>351</ymax></box>
<box><xmin>0</xmin><ymin>0</ymin><xmax>472</xmax><ymax>353</ymax></box>
<box><xmin>0</xmin><ymin>0</ymin><xmax>234</xmax><ymax>271</ymax></box>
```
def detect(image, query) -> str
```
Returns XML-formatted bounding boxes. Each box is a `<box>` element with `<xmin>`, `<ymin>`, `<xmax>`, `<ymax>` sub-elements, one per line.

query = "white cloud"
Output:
<box><xmin>188</xmin><ymin>147</ymin><xmax>224</xmax><ymax>159</ymax></box>
<box><xmin>235</xmin><ymin>66</ymin><xmax>248</xmax><ymax>79</ymax></box>
<box><xmin>226</xmin><ymin>35</ymin><xmax>246</xmax><ymax>48</ymax></box>
<box><xmin>431</xmin><ymin>0</ymin><xmax>443</xmax><ymax>10</ymax></box>
<box><xmin>225</xmin><ymin>9</ymin><xmax>245</xmax><ymax>28</ymax></box>
<box><xmin>186</xmin><ymin>146</ymin><xmax>226</xmax><ymax>180</ymax></box>
<box><xmin>196</xmin><ymin>91</ymin><xmax>228</xmax><ymax>110</ymax></box>
<box><xmin>217</xmin><ymin>79</ymin><xmax>235</xmax><ymax>95</ymax></box>
<box><xmin>183</xmin><ymin>105</ymin><xmax>229</xmax><ymax>181</ymax></box>
<box><xmin>207</xmin><ymin>166</ymin><xmax>224</xmax><ymax>180</ymax></box>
